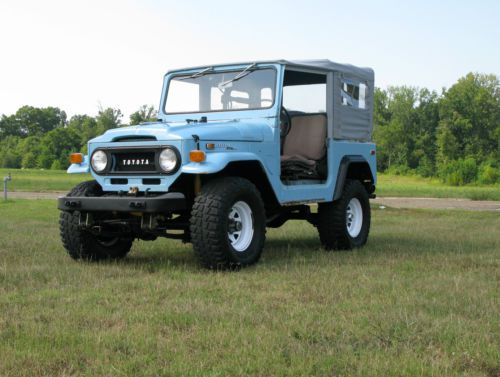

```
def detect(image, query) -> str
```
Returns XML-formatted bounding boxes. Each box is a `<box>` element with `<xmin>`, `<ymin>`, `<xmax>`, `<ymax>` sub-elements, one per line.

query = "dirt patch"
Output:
<box><xmin>6</xmin><ymin>191</ymin><xmax>67</xmax><ymax>200</ymax></box>
<box><xmin>5</xmin><ymin>191</ymin><xmax>500</xmax><ymax>211</ymax></box>
<box><xmin>373</xmin><ymin>197</ymin><xmax>500</xmax><ymax>211</ymax></box>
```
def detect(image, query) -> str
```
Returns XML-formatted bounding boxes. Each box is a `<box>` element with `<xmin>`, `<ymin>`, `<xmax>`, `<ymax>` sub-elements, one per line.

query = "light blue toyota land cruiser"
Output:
<box><xmin>58</xmin><ymin>60</ymin><xmax>376</xmax><ymax>269</ymax></box>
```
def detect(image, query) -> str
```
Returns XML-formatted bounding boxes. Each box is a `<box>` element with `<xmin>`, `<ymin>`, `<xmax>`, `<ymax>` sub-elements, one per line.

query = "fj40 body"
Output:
<box><xmin>58</xmin><ymin>60</ymin><xmax>376</xmax><ymax>269</ymax></box>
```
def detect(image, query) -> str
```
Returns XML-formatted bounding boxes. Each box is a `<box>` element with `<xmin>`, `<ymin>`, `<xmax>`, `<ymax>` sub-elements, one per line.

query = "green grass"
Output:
<box><xmin>0</xmin><ymin>200</ymin><xmax>498</xmax><ymax>376</ymax></box>
<box><xmin>377</xmin><ymin>173</ymin><xmax>500</xmax><ymax>200</ymax></box>
<box><xmin>2</xmin><ymin>168</ymin><xmax>499</xmax><ymax>200</ymax></box>
<box><xmin>0</xmin><ymin>168</ymin><xmax>91</xmax><ymax>192</ymax></box>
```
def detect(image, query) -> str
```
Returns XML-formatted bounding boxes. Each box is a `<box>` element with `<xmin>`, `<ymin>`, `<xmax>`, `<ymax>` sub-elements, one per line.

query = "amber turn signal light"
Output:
<box><xmin>69</xmin><ymin>153</ymin><xmax>84</xmax><ymax>164</ymax></box>
<box><xmin>189</xmin><ymin>150</ymin><xmax>206</xmax><ymax>162</ymax></box>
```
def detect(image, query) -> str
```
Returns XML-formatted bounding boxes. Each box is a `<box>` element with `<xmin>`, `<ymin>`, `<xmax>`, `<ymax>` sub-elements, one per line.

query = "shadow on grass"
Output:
<box><xmin>91</xmin><ymin>228</ymin><xmax>490</xmax><ymax>273</ymax></box>
<box><xmin>118</xmin><ymin>250</ymin><xmax>199</xmax><ymax>272</ymax></box>
<box><xmin>263</xmin><ymin>236</ymin><xmax>323</xmax><ymax>261</ymax></box>
<box><xmin>94</xmin><ymin>235</ymin><xmax>324</xmax><ymax>272</ymax></box>
<box><xmin>265</xmin><ymin>234</ymin><xmax>320</xmax><ymax>248</ymax></box>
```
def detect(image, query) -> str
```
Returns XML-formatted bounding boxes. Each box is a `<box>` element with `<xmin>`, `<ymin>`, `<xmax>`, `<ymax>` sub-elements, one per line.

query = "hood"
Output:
<box><xmin>89</xmin><ymin>120</ymin><xmax>266</xmax><ymax>143</ymax></box>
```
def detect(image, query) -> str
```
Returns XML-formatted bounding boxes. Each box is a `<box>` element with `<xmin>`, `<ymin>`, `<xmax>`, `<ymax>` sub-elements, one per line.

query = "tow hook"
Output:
<box><xmin>91</xmin><ymin>225</ymin><xmax>102</xmax><ymax>233</ymax></box>
<box><xmin>141</xmin><ymin>214</ymin><xmax>157</xmax><ymax>230</ymax></box>
<box><xmin>78</xmin><ymin>213</ymin><xmax>94</xmax><ymax>228</ymax></box>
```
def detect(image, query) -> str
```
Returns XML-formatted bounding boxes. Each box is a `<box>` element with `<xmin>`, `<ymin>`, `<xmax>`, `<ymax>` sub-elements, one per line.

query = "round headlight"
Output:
<box><xmin>159</xmin><ymin>148</ymin><xmax>178</xmax><ymax>172</ymax></box>
<box><xmin>91</xmin><ymin>150</ymin><xmax>108</xmax><ymax>172</ymax></box>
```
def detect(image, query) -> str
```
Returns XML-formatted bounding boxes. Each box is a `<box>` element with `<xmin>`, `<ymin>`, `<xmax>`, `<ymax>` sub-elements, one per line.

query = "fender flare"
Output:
<box><xmin>180</xmin><ymin>152</ymin><xmax>266</xmax><ymax>175</ymax></box>
<box><xmin>332</xmin><ymin>155</ymin><xmax>373</xmax><ymax>201</ymax></box>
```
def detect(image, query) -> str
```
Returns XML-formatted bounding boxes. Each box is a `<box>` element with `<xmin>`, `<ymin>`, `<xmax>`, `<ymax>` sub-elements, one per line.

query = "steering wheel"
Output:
<box><xmin>280</xmin><ymin>106</ymin><xmax>292</xmax><ymax>137</ymax></box>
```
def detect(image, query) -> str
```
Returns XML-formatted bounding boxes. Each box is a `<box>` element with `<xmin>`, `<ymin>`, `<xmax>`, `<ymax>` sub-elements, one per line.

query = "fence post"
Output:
<box><xmin>3</xmin><ymin>173</ymin><xmax>11</xmax><ymax>200</ymax></box>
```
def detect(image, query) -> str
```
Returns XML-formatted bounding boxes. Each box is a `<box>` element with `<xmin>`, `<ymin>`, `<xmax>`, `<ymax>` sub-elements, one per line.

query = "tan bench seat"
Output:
<box><xmin>281</xmin><ymin>113</ymin><xmax>327</xmax><ymax>179</ymax></box>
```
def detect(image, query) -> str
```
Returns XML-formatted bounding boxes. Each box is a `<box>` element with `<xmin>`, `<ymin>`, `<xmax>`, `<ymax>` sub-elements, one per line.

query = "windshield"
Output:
<box><xmin>165</xmin><ymin>68</ymin><xmax>276</xmax><ymax>114</ymax></box>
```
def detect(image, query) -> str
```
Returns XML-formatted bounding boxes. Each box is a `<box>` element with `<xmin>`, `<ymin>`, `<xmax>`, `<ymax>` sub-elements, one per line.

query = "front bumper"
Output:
<box><xmin>57</xmin><ymin>192</ymin><xmax>186</xmax><ymax>213</ymax></box>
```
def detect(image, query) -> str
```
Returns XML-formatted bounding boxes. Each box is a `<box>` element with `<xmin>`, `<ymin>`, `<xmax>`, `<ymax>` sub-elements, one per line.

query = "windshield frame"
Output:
<box><xmin>162</xmin><ymin>65</ymin><xmax>278</xmax><ymax>116</ymax></box>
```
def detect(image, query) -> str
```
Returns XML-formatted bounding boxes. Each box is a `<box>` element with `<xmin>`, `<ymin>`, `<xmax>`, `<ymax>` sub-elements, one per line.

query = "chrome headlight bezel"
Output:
<box><xmin>90</xmin><ymin>149</ymin><xmax>108</xmax><ymax>173</ymax></box>
<box><xmin>158</xmin><ymin>147</ymin><xmax>180</xmax><ymax>173</ymax></box>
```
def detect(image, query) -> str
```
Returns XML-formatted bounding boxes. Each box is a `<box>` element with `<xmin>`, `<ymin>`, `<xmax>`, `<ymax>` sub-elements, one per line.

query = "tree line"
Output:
<box><xmin>374</xmin><ymin>72</ymin><xmax>498</xmax><ymax>184</ymax></box>
<box><xmin>0</xmin><ymin>72</ymin><xmax>498</xmax><ymax>184</ymax></box>
<box><xmin>0</xmin><ymin>105</ymin><xmax>156</xmax><ymax>170</ymax></box>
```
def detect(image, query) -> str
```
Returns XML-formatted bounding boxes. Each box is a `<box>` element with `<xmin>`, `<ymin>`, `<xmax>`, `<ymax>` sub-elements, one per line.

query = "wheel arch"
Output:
<box><xmin>214</xmin><ymin>160</ymin><xmax>280</xmax><ymax>211</ymax></box>
<box><xmin>333</xmin><ymin>155</ymin><xmax>375</xmax><ymax>201</ymax></box>
<box><xmin>171</xmin><ymin>160</ymin><xmax>280</xmax><ymax>211</ymax></box>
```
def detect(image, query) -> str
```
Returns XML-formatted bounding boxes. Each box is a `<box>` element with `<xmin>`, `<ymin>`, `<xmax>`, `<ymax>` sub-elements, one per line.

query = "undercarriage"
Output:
<box><xmin>59</xmin><ymin>190</ymin><xmax>320</xmax><ymax>243</ymax></box>
<box><xmin>75</xmin><ymin>211</ymin><xmax>191</xmax><ymax>242</ymax></box>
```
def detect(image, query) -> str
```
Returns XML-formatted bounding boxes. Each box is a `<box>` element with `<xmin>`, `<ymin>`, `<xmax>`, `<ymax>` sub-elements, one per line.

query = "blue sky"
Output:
<box><xmin>0</xmin><ymin>0</ymin><xmax>498</xmax><ymax>119</ymax></box>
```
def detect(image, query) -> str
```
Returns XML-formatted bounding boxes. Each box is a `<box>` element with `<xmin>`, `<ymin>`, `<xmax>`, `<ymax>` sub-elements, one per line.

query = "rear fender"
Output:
<box><xmin>333</xmin><ymin>155</ymin><xmax>375</xmax><ymax>200</ymax></box>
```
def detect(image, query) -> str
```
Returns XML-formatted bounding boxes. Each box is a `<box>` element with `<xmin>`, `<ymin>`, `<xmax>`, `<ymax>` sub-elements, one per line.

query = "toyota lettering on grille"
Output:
<box><xmin>122</xmin><ymin>158</ymin><xmax>150</xmax><ymax>166</ymax></box>
<box><xmin>113</xmin><ymin>151</ymin><xmax>156</xmax><ymax>173</ymax></box>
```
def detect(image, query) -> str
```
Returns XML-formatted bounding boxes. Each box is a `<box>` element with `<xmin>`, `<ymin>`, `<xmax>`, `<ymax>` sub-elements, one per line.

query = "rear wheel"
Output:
<box><xmin>317</xmin><ymin>179</ymin><xmax>371</xmax><ymax>250</ymax></box>
<box><xmin>59</xmin><ymin>181</ymin><xmax>133</xmax><ymax>261</ymax></box>
<box><xmin>190</xmin><ymin>177</ymin><xmax>266</xmax><ymax>269</ymax></box>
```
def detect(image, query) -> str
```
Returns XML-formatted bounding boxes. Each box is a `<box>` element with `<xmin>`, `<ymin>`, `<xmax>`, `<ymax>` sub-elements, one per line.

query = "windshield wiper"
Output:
<box><xmin>178</xmin><ymin>66</ymin><xmax>214</xmax><ymax>80</ymax></box>
<box><xmin>218</xmin><ymin>63</ymin><xmax>257</xmax><ymax>90</ymax></box>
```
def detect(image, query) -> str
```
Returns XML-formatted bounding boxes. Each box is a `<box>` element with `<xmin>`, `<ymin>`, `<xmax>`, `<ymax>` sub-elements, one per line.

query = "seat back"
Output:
<box><xmin>282</xmin><ymin>114</ymin><xmax>327</xmax><ymax>161</ymax></box>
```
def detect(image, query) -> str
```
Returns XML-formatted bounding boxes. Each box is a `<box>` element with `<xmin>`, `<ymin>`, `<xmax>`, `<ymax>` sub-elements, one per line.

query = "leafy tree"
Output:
<box><xmin>374</xmin><ymin>86</ymin><xmax>440</xmax><ymax>175</ymax></box>
<box><xmin>412</xmin><ymin>88</ymin><xmax>440</xmax><ymax>176</ymax></box>
<box><xmin>38</xmin><ymin>127</ymin><xmax>82</xmax><ymax>169</ymax></box>
<box><xmin>373</xmin><ymin>88</ymin><xmax>391</xmax><ymax>127</ymax></box>
<box><xmin>67</xmin><ymin>114</ymin><xmax>99</xmax><ymax>152</ymax></box>
<box><xmin>438</xmin><ymin>157</ymin><xmax>478</xmax><ymax>186</ymax></box>
<box><xmin>437</xmin><ymin>73</ymin><xmax>499</xmax><ymax>165</ymax></box>
<box><xmin>17</xmin><ymin>136</ymin><xmax>42</xmax><ymax>168</ymax></box>
<box><xmin>0</xmin><ymin>106</ymin><xmax>66</xmax><ymax>139</ymax></box>
<box><xmin>373</xmin><ymin>86</ymin><xmax>420</xmax><ymax>171</ymax></box>
<box><xmin>0</xmin><ymin>114</ymin><xmax>22</xmax><ymax>139</ymax></box>
<box><xmin>96</xmin><ymin>107</ymin><xmax>122</xmax><ymax>134</ymax></box>
<box><xmin>130</xmin><ymin>105</ymin><xmax>157</xmax><ymax>125</ymax></box>
<box><xmin>0</xmin><ymin>136</ymin><xmax>22</xmax><ymax>168</ymax></box>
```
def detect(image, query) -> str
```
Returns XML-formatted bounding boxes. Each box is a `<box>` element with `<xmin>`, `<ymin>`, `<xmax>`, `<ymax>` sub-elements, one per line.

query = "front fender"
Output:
<box><xmin>181</xmin><ymin>152</ymin><xmax>265</xmax><ymax>174</ymax></box>
<box><xmin>67</xmin><ymin>155</ymin><xmax>90</xmax><ymax>174</ymax></box>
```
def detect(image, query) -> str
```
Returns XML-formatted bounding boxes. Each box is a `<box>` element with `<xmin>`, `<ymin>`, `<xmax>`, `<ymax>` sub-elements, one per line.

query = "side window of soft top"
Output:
<box><xmin>282</xmin><ymin>70</ymin><xmax>327</xmax><ymax>113</ymax></box>
<box><xmin>341</xmin><ymin>80</ymin><xmax>367</xmax><ymax>109</ymax></box>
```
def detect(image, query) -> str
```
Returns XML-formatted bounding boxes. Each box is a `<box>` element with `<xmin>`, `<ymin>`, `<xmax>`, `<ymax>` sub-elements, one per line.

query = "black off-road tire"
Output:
<box><xmin>317</xmin><ymin>179</ymin><xmax>371</xmax><ymax>250</ymax></box>
<box><xmin>59</xmin><ymin>180</ymin><xmax>133</xmax><ymax>261</ymax></box>
<box><xmin>190</xmin><ymin>177</ymin><xmax>266</xmax><ymax>270</ymax></box>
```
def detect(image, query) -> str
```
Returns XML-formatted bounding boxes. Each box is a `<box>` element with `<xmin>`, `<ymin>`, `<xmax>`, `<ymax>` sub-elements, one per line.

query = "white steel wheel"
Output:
<box><xmin>191</xmin><ymin>177</ymin><xmax>266</xmax><ymax>269</ymax></box>
<box><xmin>228</xmin><ymin>201</ymin><xmax>254</xmax><ymax>252</ymax></box>
<box><xmin>317</xmin><ymin>180</ymin><xmax>371</xmax><ymax>250</ymax></box>
<box><xmin>346</xmin><ymin>198</ymin><xmax>363</xmax><ymax>238</ymax></box>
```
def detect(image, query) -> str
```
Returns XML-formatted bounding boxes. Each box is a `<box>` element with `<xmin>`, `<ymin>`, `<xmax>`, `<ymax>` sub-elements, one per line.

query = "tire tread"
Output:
<box><xmin>190</xmin><ymin>177</ymin><xmax>266</xmax><ymax>269</ymax></box>
<box><xmin>59</xmin><ymin>180</ymin><xmax>132</xmax><ymax>260</ymax></box>
<box><xmin>317</xmin><ymin>179</ymin><xmax>370</xmax><ymax>250</ymax></box>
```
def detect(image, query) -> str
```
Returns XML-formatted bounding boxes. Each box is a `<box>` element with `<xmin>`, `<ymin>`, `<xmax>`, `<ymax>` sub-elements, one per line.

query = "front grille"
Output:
<box><xmin>113</xmin><ymin>151</ymin><xmax>157</xmax><ymax>172</ymax></box>
<box><xmin>91</xmin><ymin>145</ymin><xmax>180</xmax><ymax>176</ymax></box>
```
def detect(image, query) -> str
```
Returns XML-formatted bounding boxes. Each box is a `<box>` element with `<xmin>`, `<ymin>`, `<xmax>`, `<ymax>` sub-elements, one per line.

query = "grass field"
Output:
<box><xmin>1</xmin><ymin>168</ymin><xmax>500</xmax><ymax>200</ymax></box>
<box><xmin>0</xmin><ymin>199</ymin><xmax>498</xmax><ymax>376</ymax></box>
<box><xmin>375</xmin><ymin>174</ymin><xmax>500</xmax><ymax>201</ymax></box>
<box><xmin>0</xmin><ymin>168</ymin><xmax>90</xmax><ymax>192</ymax></box>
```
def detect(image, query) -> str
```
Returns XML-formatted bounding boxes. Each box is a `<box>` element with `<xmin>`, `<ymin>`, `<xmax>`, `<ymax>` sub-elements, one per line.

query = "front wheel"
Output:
<box><xmin>59</xmin><ymin>180</ymin><xmax>133</xmax><ymax>261</ymax></box>
<box><xmin>190</xmin><ymin>177</ymin><xmax>266</xmax><ymax>269</ymax></box>
<box><xmin>317</xmin><ymin>179</ymin><xmax>371</xmax><ymax>250</ymax></box>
